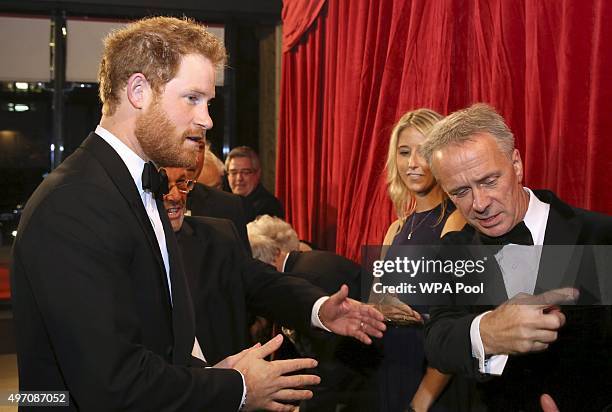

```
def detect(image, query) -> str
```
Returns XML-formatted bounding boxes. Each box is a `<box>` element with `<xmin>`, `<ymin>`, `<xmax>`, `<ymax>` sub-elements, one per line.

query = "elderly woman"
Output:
<box><xmin>380</xmin><ymin>108</ymin><xmax>465</xmax><ymax>412</ymax></box>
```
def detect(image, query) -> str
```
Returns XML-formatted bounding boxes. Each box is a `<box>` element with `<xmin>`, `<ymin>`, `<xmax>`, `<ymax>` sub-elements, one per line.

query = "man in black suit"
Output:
<box><xmin>11</xmin><ymin>17</ymin><xmax>386</xmax><ymax>411</ymax></box>
<box><xmin>248</xmin><ymin>217</ymin><xmax>380</xmax><ymax>412</ymax></box>
<box><xmin>164</xmin><ymin>167</ymin><xmax>385</xmax><ymax>365</ymax></box>
<box><xmin>226</xmin><ymin>146</ymin><xmax>284</xmax><ymax>220</ymax></box>
<box><xmin>186</xmin><ymin>147</ymin><xmax>253</xmax><ymax>251</ymax></box>
<box><xmin>420</xmin><ymin>103</ymin><xmax>612</xmax><ymax>411</ymax></box>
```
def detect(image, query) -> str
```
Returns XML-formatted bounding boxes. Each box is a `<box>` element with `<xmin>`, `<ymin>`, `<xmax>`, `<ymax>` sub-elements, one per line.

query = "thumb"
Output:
<box><xmin>540</xmin><ymin>394</ymin><xmax>559</xmax><ymax>412</ymax></box>
<box><xmin>253</xmin><ymin>334</ymin><xmax>284</xmax><ymax>359</ymax></box>
<box><xmin>329</xmin><ymin>284</ymin><xmax>349</xmax><ymax>305</ymax></box>
<box><xmin>239</xmin><ymin>341</ymin><xmax>262</xmax><ymax>356</ymax></box>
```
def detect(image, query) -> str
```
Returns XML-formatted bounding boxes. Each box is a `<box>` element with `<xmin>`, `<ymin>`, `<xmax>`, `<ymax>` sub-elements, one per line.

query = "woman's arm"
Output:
<box><xmin>440</xmin><ymin>209</ymin><xmax>466</xmax><ymax>237</ymax></box>
<box><xmin>410</xmin><ymin>367</ymin><xmax>452</xmax><ymax>412</ymax></box>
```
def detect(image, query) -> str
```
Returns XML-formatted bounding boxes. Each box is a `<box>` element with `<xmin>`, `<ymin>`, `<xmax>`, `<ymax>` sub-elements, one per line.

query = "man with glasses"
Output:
<box><xmin>162</xmin><ymin>166</ymin><xmax>386</xmax><ymax>371</ymax></box>
<box><xmin>226</xmin><ymin>146</ymin><xmax>284</xmax><ymax>219</ymax></box>
<box><xmin>186</xmin><ymin>147</ymin><xmax>252</xmax><ymax>251</ymax></box>
<box><xmin>11</xmin><ymin>16</ymin><xmax>381</xmax><ymax>411</ymax></box>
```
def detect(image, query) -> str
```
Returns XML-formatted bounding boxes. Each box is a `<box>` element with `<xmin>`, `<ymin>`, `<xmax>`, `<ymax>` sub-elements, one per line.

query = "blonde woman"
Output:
<box><xmin>380</xmin><ymin>108</ymin><xmax>465</xmax><ymax>412</ymax></box>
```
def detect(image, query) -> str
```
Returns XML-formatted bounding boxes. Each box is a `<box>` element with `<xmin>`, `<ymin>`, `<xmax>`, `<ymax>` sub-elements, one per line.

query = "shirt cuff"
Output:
<box><xmin>237</xmin><ymin>370</ymin><xmax>247</xmax><ymax>411</ymax></box>
<box><xmin>470</xmin><ymin>311</ymin><xmax>508</xmax><ymax>375</ymax></box>
<box><xmin>311</xmin><ymin>296</ymin><xmax>331</xmax><ymax>332</ymax></box>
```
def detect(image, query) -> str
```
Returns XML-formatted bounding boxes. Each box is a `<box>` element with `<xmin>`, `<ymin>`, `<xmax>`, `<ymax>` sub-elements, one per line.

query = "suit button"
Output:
<box><xmin>165</xmin><ymin>346</ymin><xmax>173</xmax><ymax>358</ymax></box>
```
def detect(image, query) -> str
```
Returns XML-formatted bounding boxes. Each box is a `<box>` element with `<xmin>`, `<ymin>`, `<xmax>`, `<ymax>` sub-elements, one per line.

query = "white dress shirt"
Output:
<box><xmin>95</xmin><ymin>127</ymin><xmax>247</xmax><ymax>405</ymax></box>
<box><xmin>470</xmin><ymin>188</ymin><xmax>550</xmax><ymax>375</ymax></box>
<box><xmin>96</xmin><ymin>125</ymin><xmax>171</xmax><ymax>293</ymax></box>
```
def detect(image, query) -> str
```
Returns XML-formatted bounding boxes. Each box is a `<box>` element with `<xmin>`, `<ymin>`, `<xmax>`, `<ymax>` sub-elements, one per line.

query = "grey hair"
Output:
<box><xmin>225</xmin><ymin>146</ymin><xmax>261</xmax><ymax>171</ymax></box>
<box><xmin>421</xmin><ymin>103</ymin><xmax>515</xmax><ymax>175</ymax></box>
<box><xmin>248</xmin><ymin>233</ymin><xmax>280</xmax><ymax>265</ymax></box>
<box><xmin>246</xmin><ymin>215</ymin><xmax>299</xmax><ymax>253</ymax></box>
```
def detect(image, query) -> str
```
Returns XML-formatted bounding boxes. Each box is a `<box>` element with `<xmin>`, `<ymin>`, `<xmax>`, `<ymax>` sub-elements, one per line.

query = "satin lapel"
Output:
<box><xmin>157</xmin><ymin>199</ymin><xmax>195</xmax><ymax>366</ymax></box>
<box><xmin>179</xmin><ymin>217</ymin><xmax>216</xmax><ymax>362</ymax></box>
<box><xmin>80</xmin><ymin>133</ymin><xmax>171</xmax><ymax>308</ymax></box>
<box><xmin>535</xmin><ymin>200</ymin><xmax>583</xmax><ymax>294</ymax></box>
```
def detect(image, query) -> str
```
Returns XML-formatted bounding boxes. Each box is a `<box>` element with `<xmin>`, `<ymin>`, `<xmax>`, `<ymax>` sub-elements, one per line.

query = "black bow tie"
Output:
<box><xmin>142</xmin><ymin>161</ymin><xmax>168</xmax><ymax>199</ymax></box>
<box><xmin>479</xmin><ymin>221</ymin><xmax>534</xmax><ymax>248</ymax></box>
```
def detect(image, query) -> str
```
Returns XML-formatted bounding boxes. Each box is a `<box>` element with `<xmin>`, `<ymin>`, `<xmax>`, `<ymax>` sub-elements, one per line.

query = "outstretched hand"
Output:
<box><xmin>373</xmin><ymin>294</ymin><xmax>423</xmax><ymax>324</ymax></box>
<box><xmin>318</xmin><ymin>284</ymin><xmax>386</xmax><ymax>344</ymax></box>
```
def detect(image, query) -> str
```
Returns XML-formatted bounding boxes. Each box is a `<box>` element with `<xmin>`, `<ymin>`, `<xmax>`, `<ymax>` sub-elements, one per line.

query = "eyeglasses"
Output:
<box><xmin>167</xmin><ymin>179</ymin><xmax>195</xmax><ymax>194</ymax></box>
<box><xmin>228</xmin><ymin>168</ymin><xmax>255</xmax><ymax>177</ymax></box>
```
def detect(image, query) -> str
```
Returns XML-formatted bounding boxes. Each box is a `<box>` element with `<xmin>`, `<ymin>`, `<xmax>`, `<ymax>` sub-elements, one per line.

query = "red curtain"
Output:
<box><xmin>277</xmin><ymin>0</ymin><xmax>612</xmax><ymax>262</ymax></box>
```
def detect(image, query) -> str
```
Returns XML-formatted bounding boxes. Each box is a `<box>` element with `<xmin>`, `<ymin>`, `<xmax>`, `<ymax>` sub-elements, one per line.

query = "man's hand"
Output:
<box><xmin>319</xmin><ymin>284</ymin><xmax>386</xmax><ymax>344</ymax></box>
<box><xmin>480</xmin><ymin>288</ymin><xmax>578</xmax><ymax>355</ymax></box>
<box><xmin>373</xmin><ymin>295</ymin><xmax>423</xmax><ymax>324</ymax></box>
<box><xmin>213</xmin><ymin>343</ymin><xmax>261</xmax><ymax>369</ymax></box>
<box><xmin>233</xmin><ymin>334</ymin><xmax>320</xmax><ymax>412</ymax></box>
<box><xmin>540</xmin><ymin>394</ymin><xmax>560</xmax><ymax>412</ymax></box>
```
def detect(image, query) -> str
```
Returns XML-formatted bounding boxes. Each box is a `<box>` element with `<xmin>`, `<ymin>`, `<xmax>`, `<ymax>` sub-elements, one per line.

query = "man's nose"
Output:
<box><xmin>195</xmin><ymin>105</ymin><xmax>213</xmax><ymax>131</ymax></box>
<box><xmin>165</xmin><ymin>185</ymin><xmax>182</xmax><ymax>201</ymax></box>
<box><xmin>472</xmin><ymin>188</ymin><xmax>491</xmax><ymax>213</ymax></box>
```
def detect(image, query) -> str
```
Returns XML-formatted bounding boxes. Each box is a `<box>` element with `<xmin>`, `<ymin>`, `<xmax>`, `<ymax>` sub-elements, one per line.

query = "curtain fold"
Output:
<box><xmin>281</xmin><ymin>0</ymin><xmax>327</xmax><ymax>52</ymax></box>
<box><xmin>278</xmin><ymin>0</ymin><xmax>612</xmax><ymax>262</ymax></box>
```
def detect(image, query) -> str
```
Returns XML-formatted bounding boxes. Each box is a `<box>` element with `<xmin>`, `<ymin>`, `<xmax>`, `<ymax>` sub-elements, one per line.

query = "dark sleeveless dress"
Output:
<box><xmin>378</xmin><ymin>202</ymin><xmax>456</xmax><ymax>412</ymax></box>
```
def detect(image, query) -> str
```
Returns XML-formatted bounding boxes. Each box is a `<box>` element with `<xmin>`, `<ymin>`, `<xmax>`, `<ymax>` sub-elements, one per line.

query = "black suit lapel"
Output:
<box><xmin>178</xmin><ymin>217</ymin><xmax>220</xmax><ymax>362</ymax></box>
<box><xmin>156</xmin><ymin>199</ymin><xmax>196</xmax><ymax>366</ymax></box>
<box><xmin>534</xmin><ymin>190</ymin><xmax>584</xmax><ymax>294</ymax></box>
<box><xmin>80</xmin><ymin>133</ymin><xmax>169</xmax><ymax>300</ymax></box>
<box><xmin>284</xmin><ymin>251</ymin><xmax>299</xmax><ymax>272</ymax></box>
<box><xmin>462</xmin><ymin>230</ymin><xmax>509</xmax><ymax>305</ymax></box>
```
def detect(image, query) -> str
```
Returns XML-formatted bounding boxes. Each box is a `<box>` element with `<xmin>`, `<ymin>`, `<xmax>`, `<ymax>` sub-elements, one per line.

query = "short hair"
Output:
<box><xmin>248</xmin><ymin>233</ymin><xmax>281</xmax><ymax>266</ymax></box>
<box><xmin>385</xmin><ymin>108</ymin><xmax>443</xmax><ymax>219</ymax></box>
<box><xmin>247</xmin><ymin>215</ymin><xmax>299</xmax><ymax>253</ymax></box>
<box><xmin>225</xmin><ymin>146</ymin><xmax>261</xmax><ymax>171</ymax></box>
<box><xmin>98</xmin><ymin>16</ymin><xmax>227</xmax><ymax>116</ymax></box>
<box><xmin>421</xmin><ymin>103</ymin><xmax>515</xmax><ymax>173</ymax></box>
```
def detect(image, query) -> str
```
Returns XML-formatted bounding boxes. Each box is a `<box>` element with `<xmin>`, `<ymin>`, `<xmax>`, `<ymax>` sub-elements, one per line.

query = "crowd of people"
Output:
<box><xmin>10</xmin><ymin>15</ymin><xmax>612</xmax><ymax>412</ymax></box>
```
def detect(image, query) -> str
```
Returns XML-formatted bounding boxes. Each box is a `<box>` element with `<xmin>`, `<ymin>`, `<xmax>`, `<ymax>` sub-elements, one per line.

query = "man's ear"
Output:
<box><xmin>511</xmin><ymin>148</ymin><xmax>524</xmax><ymax>183</ymax></box>
<box><xmin>254</xmin><ymin>168</ymin><xmax>262</xmax><ymax>182</ymax></box>
<box><xmin>126</xmin><ymin>73</ymin><xmax>151</xmax><ymax>110</ymax></box>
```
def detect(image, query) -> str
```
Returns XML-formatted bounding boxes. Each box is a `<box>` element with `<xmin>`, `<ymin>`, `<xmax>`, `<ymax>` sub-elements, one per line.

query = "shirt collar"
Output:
<box><xmin>281</xmin><ymin>251</ymin><xmax>291</xmax><ymax>272</ymax></box>
<box><xmin>95</xmin><ymin>125</ymin><xmax>146</xmax><ymax>194</ymax></box>
<box><xmin>522</xmin><ymin>187</ymin><xmax>550</xmax><ymax>246</ymax></box>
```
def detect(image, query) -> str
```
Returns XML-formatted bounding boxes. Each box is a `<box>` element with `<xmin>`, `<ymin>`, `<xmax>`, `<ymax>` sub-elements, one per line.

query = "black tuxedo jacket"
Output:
<box><xmin>187</xmin><ymin>183</ymin><xmax>252</xmax><ymax>252</ymax></box>
<box><xmin>284</xmin><ymin>251</ymin><xmax>362</xmax><ymax>299</ymax></box>
<box><xmin>177</xmin><ymin>216</ymin><xmax>325</xmax><ymax>365</ymax></box>
<box><xmin>245</xmin><ymin>183</ymin><xmax>285</xmax><ymax>219</ymax></box>
<box><xmin>11</xmin><ymin>133</ymin><xmax>243</xmax><ymax>411</ymax></box>
<box><xmin>425</xmin><ymin>190</ymin><xmax>612</xmax><ymax>411</ymax></box>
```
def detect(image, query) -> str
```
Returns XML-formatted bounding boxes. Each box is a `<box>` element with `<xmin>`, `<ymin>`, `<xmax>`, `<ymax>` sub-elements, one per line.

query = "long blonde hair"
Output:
<box><xmin>386</xmin><ymin>108</ymin><xmax>444</xmax><ymax>220</ymax></box>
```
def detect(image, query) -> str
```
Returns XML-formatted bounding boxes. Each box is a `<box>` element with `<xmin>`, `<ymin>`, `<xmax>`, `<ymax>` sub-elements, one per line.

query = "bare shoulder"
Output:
<box><xmin>440</xmin><ymin>210</ymin><xmax>466</xmax><ymax>238</ymax></box>
<box><xmin>383</xmin><ymin>219</ymin><xmax>403</xmax><ymax>245</ymax></box>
